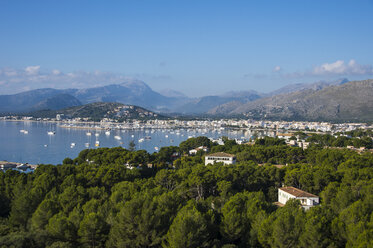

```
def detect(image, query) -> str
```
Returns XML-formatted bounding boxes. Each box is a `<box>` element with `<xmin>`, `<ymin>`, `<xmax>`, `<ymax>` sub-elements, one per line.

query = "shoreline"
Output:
<box><xmin>0</xmin><ymin>119</ymin><xmax>334</xmax><ymax>133</ymax></box>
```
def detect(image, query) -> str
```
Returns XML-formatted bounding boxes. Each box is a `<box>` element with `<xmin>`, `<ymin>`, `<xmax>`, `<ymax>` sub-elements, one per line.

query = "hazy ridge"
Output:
<box><xmin>1</xmin><ymin>78</ymin><xmax>373</xmax><ymax>121</ymax></box>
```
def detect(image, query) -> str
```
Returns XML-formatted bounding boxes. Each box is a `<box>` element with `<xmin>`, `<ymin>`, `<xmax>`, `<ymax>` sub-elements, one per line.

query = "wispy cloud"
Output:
<box><xmin>52</xmin><ymin>69</ymin><xmax>61</xmax><ymax>75</ymax></box>
<box><xmin>0</xmin><ymin>66</ymin><xmax>132</xmax><ymax>94</ymax></box>
<box><xmin>0</xmin><ymin>65</ymin><xmax>173</xmax><ymax>94</ymax></box>
<box><xmin>279</xmin><ymin>59</ymin><xmax>373</xmax><ymax>79</ymax></box>
<box><xmin>25</xmin><ymin>65</ymin><xmax>40</xmax><ymax>75</ymax></box>
<box><xmin>273</xmin><ymin>66</ymin><xmax>281</xmax><ymax>72</ymax></box>
<box><xmin>312</xmin><ymin>59</ymin><xmax>373</xmax><ymax>75</ymax></box>
<box><xmin>0</xmin><ymin>67</ymin><xmax>18</xmax><ymax>77</ymax></box>
<box><xmin>241</xmin><ymin>59</ymin><xmax>373</xmax><ymax>85</ymax></box>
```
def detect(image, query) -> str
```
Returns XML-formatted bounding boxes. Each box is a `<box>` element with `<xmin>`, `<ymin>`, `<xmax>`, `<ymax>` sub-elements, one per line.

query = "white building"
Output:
<box><xmin>277</xmin><ymin>133</ymin><xmax>293</xmax><ymax>140</ymax></box>
<box><xmin>189</xmin><ymin>146</ymin><xmax>209</xmax><ymax>155</ymax></box>
<box><xmin>56</xmin><ymin>114</ymin><xmax>64</xmax><ymax>121</ymax></box>
<box><xmin>205</xmin><ymin>152</ymin><xmax>236</xmax><ymax>165</ymax></box>
<box><xmin>278</xmin><ymin>186</ymin><xmax>319</xmax><ymax>210</ymax></box>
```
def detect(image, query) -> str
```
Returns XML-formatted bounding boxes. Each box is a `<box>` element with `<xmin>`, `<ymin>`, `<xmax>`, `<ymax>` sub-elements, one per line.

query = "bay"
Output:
<box><xmin>0</xmin><ymin>121</ymin><xmax>265</xmax><ymax>165</ymax></box>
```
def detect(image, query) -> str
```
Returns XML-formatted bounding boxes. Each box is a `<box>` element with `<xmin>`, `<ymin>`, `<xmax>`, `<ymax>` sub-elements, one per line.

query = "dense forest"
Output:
<box><xmin>0</xmin><ymin>135</ymin><xmax>372</xmax><ymax>248</ymax></box>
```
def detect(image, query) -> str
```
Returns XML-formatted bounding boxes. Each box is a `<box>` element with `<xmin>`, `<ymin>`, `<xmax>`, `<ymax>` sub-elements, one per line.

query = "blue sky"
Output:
<box><xmin>0</xmin><ymin>0</ymin><xmax>372</xmax><ymax>96</ymax></box>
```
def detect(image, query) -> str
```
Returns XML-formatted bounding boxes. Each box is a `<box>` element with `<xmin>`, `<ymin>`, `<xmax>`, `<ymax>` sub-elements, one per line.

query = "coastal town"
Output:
<box><xmin>1</xmin><ymin>115</ymin><xmax>372</xmax><ymax>133</ymax></box>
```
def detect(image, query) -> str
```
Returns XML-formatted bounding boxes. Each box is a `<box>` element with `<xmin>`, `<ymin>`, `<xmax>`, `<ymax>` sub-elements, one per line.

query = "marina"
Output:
<box><xmin>0</xmin><ymin>120</ymin><xmax>260</xmax><ymax>165</ymax></box>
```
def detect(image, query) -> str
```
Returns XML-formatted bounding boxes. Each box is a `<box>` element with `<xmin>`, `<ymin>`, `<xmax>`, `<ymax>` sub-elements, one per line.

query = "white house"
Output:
<box><xmin>205</xmin><ymin>152</ymin><xmax>236</xmax><ymax>165</ymax></box>
<box><xmin>278</xmin><ymin>186</ymin><xmax>319</xmax><ymax>210</ymax></box>
<box><xmin>277</xmin><ymin>133</ymin><xmax>293</xmax><ymax>140</ymax></box>
<box><xmin>189</xmin><ymin>146</ymin><xmax>209</xmax><ymax>155</ymax></box>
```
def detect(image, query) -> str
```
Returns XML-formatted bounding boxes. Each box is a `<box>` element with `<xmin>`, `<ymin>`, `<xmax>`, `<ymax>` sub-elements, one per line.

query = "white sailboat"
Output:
<box><xmin>47</xmin><ymin>122</ymin><xmax>56</xmax><ymax>135</ymax></box>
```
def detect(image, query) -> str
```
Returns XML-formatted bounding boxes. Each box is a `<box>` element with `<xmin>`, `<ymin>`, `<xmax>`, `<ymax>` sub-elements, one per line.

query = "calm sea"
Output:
<box><xmin>0</xmin><ymin>121</ymin><xmax>260</xmax><ymax>165</ymax></box>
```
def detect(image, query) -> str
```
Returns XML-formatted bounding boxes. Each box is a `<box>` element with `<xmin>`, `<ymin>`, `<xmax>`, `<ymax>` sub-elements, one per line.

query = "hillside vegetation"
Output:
<box><xmin>28</xmin><ymin>102</ymin><xmax>163</xmax><ymax>121</ymax></box>
<box><xmin>0</xmin><ymin>135</ymin><xmax>372</xmax><ymax>247</ymax></box>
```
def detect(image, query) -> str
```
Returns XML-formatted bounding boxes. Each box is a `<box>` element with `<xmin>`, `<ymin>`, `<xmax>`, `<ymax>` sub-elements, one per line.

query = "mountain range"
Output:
<box><xmin>0</xmin><ymin>80</ymin><xmax>183</xmax><ymax>113</ymax></box>
<box><xmin>210</xmin><ymin>79</ymin><xmax>373</xmax><ymax>121</ymax></box>
<box><xmin>1</xmin><ymin>78</ymin><xmax>373</xmax><ymax>121</ymax></box>
<box><xmin>0</xmin><ymin>79</ymin><xmax>262</xmax><ymax>114</ymax></box>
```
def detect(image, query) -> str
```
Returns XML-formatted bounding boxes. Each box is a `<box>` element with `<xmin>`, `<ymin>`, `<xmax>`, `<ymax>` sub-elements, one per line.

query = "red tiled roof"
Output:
<box><xmin>279</xmin><ymin>186</ymin><xmax>317</xmax><ymax>198</ymax></box>
<box><xmin>206</xmin><ymin>152</ymin><xmax>235</xmax><ymax>158</ymax></box>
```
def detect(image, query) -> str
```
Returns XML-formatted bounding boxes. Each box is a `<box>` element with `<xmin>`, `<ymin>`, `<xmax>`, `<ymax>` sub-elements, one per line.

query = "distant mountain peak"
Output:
<box><xmin>120</xmin><ymin>79</ymin><xmax>151</xmax><ymax>90</ymax></box>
